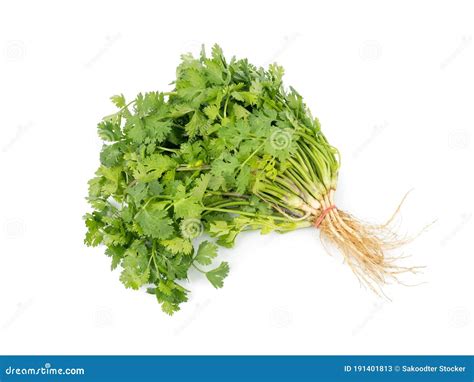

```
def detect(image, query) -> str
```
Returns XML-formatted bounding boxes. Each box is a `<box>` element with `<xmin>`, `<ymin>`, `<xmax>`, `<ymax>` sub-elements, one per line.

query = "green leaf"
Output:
<box><xmin>185</xmin><ymin>110</ymin><xmax>208</xmax><ymax>138</ymax></box>
<box><xmin>100</xmin><ymin>143</ymin><xmax>123</xmax><ymax>167</ymax></box>
<box><xmin>110</xmin><ymin>94</ymin><xmax>126</xmax><ymax>108</ymax></box>
<box><xmin>174</xmin><ymin>197</ymin><xmax>203</xmax><ymax>219</ymax></box>
<box><xmin>135</xmin><ymin>204</ymin><xmax>174</xmax><ymax>239</ymax></box>
<box><xmin>144</xmin><ymin>116</ymin><xmax>172</xmax><ymax>143</ymax></box>
<box><xmin>161</xmin><ymin>237</ymin><xmax>193</xmax><ymax>255</ymax></box>
<box><xmin>126</xmin><ymin>182</ymin><xmax>148</xmax><ymax>205</ymax></box>
<box><xmin>84</xmin><ymin>213</ymin><xmax>104</xmax><ymax>247</ymax></box>
<box><xmin>169</xmin><ymin>104</ymin><xmax>194</xmax><ymax>118</ymax></box>
<box><xmin>204</xmin><ymin>60</ymin><xmax>224</xmax><ymax>85</ymax></box>
<box><xmin>105</xmin><ymin>246</ymin><xmax>126</xmax><ymax>270</ymax></box>
<box><xmin>206</xmin><ymin>262</ymin><xmax>230</xmax><ymax>288</ymax></box>
<box><xmin>184</xmin><ymin>68</ymin><xmax>207</xmax><ymax>89</ymax></box>
<box><xmin>119</xmin><ymin>243</ymin><xmax>150</xmax><ymax>289</ymax></box>
<box><xmin>98</xmin><ymin>120</ymin><xmax>122</xmax><ymax>141</ymax></box>
<box><xmin>191</xmin><ymin>173</ymin><xmax>211</xmax><ymax>200</ymax></box>
<box><xmin>203</xmin><ymin>104</ymin><xmax>220</xmax><ymax>121</ymax></box>
<box><xmin>211</xmin><ymin>154</ymin><xmax>239</xmax><ymax>177</ymax></box>
<box><xmin>126</xmin><ymin>115</ymin><xmax>147</xmax><ymax>144</ymax></box>
<box><xmin>233</xmin><ymin>103</ymin><xmax>250</xmax><ymax>120</ymax></box>
<box><xmin>236</xmin><ymin>165</ymin><xmax>251</xmax><ymax>194</ymax></box>
<box><xmin>209</xmin><ymin>221</ymin><xmax>230</xmax><ymax>237</ymax></box>
<box><xmin>195</xmin><ymin>241</ymin><xmax>218</xmax><ymax>266</ymax></box>
<box><xmin>155</xmin><ymin>280</ymin><xmax>189</xmax><ymax>315</ymax></box>
<box><xmin>239</xmin><ymin>91</ymin><xmax>258</xmax><ymax>106</ymax></box>
<box><xmin>133</xmin><ymin>154</ymin><xmax>176</xmax><ymax>182</ymax></box>
<box><xmin>97</xmin><ymin>166</ymin><xmax>122</xmax><ymax>194</ymax></box>
<box><xmin>231</xmin><ymin>91</ymin><xmax>245</xmax><ymax>102</ymax></box>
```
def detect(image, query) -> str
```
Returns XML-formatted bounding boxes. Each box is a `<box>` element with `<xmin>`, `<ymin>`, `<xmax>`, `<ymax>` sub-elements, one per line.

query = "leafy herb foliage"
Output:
<box><xmin>84</xmin><ymin>44</ymin><xmax>339</xmax><ymax>314</ymax></box>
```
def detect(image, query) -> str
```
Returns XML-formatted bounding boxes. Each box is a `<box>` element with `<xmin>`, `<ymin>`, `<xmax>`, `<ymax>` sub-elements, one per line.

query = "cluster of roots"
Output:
<box><xmin>314</xmin><ymin>190</ymin><xmax>421</xmax><ymax>295</ymax></box>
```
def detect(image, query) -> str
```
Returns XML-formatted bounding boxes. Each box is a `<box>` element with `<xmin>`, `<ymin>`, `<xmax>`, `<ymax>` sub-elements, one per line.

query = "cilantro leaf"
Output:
<box><xmin>119</xmin><ymin>243</ymin><xmax>150</xmax><ymax>290</ymax></box>
<box><xmin>110</xmin><ymin>94</ymin><xmax>126</xmax><ymax>108</ymax></box>
<box><xmin>135</xmin><ymin>205</ymin><xmax>174</xmax><ymax>239</ymax></box>
<box><xmin>206</xmin><ymin>262</ymin><xmax>230</xmax><ymax>288</ymax></box>
<box><xmin>98</xmin><ymin>120</ymin><xmax>122</xmax><ymax>142</ymax></box>
<box><xmin>161</xmin><ymin>237</ymin><xmax>193</xmax><ymax>255</ymax></box>
<box><xmin>133</xmin><ymin>154</ymin><xmax>176</xmax><ymax>182</ymax></box>
<box><xmin>194</xmin><ymin>241</ymin><xmax>218</xmax><ymax>266</ymax></box>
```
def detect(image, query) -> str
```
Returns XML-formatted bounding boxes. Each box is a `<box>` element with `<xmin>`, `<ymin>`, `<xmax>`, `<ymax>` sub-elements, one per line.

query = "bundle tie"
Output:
<box><xmin>314</xmin><ymin>205</ymin><xmax>336</xmax><ymax>228</ymax></box>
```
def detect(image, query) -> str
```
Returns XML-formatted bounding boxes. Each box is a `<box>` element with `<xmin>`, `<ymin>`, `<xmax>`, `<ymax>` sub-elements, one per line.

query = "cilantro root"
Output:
<box><xmin>84</xmin><ymin>44</ymin><xmax>418</xmax><ymax>314</ymax></box>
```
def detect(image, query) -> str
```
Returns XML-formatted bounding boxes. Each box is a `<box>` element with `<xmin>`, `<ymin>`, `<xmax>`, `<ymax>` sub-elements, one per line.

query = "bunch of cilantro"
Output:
<box><xmin>85</xmin><ymin>44</ymin><xmax>408</xmax><ymax>314</ymax></box>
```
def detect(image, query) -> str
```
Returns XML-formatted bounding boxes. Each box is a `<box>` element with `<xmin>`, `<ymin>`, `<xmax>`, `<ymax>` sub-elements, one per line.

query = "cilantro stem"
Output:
<box><xmin>282</xmin><ymin>169</ymin><xmax>317</xmax><ymax>200</ymax></box>
<box><xmin>205</xmin><ymin>191</ymin><xmax>249</xmax><ymax>199</ymax></box>
<box><xmin>141</xmin><ymin>195</ymin><xmax>173</xmax><ymax>210</ymax></box>
<box><xmin>202</xmin><ymin>206</ymin><xmax>290</xmax><ymax>221</ymax></box>
<box><xmin>120</xmin><ymin>100</ymin><xmax>135</xmax><ymax>112</ymax></box>
<box><xmin>157</xmin><ymin>146</ymin><xmax>179</xmax><ymax>153</ymax></box>
<box><xmin>151</xmin><ymin>241</ymin><xmax>160</xmax><ymax>273</ymax></box>
<box><xmin>176</xmin><ymin>165</ymin><xmax>211</xmax><ymax>172</ymax></box>
<box><xmin>223</xmin><ymin>92</ymin><xmax>230</xmax><ymax>118</ymax></box>
<box><xmin>240</xmin><ymin>141</ymin><xmax>265</xmax><ymax>169</ymax></box>
<box><xmin>287</xmin><ymin>159</ymin><xmax>316</xmax><ymax>190</ymax></box>
<box><xmin>206</xmin><ymin>200</ymin><xmax>251</xmax><ymax>209</ymax></box>
<box><xmin>192</xmin><ymin>263</ymin><xmax>206</xmax><ymax>273</ymax></box>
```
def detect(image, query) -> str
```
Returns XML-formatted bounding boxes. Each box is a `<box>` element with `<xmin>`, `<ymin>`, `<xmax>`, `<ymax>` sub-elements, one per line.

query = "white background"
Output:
<box><xmin>1</xmin><ymin>0</ymin><xmax>473</xmax><ymax>355</ymax></box>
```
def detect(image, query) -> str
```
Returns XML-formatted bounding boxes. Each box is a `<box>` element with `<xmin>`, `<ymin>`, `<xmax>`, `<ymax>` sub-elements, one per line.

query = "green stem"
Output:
<box><xmin>258</xmin><ymin>183</ymin><xmax>288</xmax><ymax>199</ymax></box>
<box><xmin>202</xmin><ymin>207</ymin><xmax>290</xmax><ymax>221</ymax></box>
<box><xmin>299</xmin><ymin>141</ymin><xmax>325</xmax><ymax>181</ymax></box>
<box><xmin>151</xmin><ymin>241</ymin><xmax>161</xmax><ymax>274</ymax></box>
<box><xmin>223</xmin><ymin>92</ymin><xmax>230</xmax><ymax>118</ymax></box>
<box><xmin>255</xmin><ymin>191</ymin><xmax>304</xmax><ymax>217</ymax></box>
<box><xmin>294</xmin><ymin>148</ymin><xmax>318</xmax><ymax>184</ymax></box>
<box><xmin>205</xmin><ymin>191</ymin><xmax>250</xmax><ymax>199</ymax></box>
<box><xmin>206</xmin><ymin>200</ymin><xmax>251</xmax><ymax>209</ymax></box>
<box><xmin>176</xmin><ymin>165</ymin><xmax>211</xmax><ymax>172</ymax></box>
<box><xmin>192</xmin><ymin>263</ymin><xmax>206</xmax><ymax>273</ymax></box>
<box><xmin>141</xmin><ymin>195</ymin><xmax>173</xmax><ymax>210</ymax></box>
<box><xmin>286</xmin><ymin>168</ymin><xmax>319</xmax><ymax>200</ymax></box>
<box><xmin>157</xmin><ymin>146</ymin><xmax>179</xmax><ymax>153</ymax></box>
<box><xmin>240</xmin><ymin>141</ymin><xmax>265</xmax><ymax>169</ymax></box>
<box><xmin>287</xmin><ymin>157</ymin><xmax>315</xmax><ymax>187</ymax></box>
